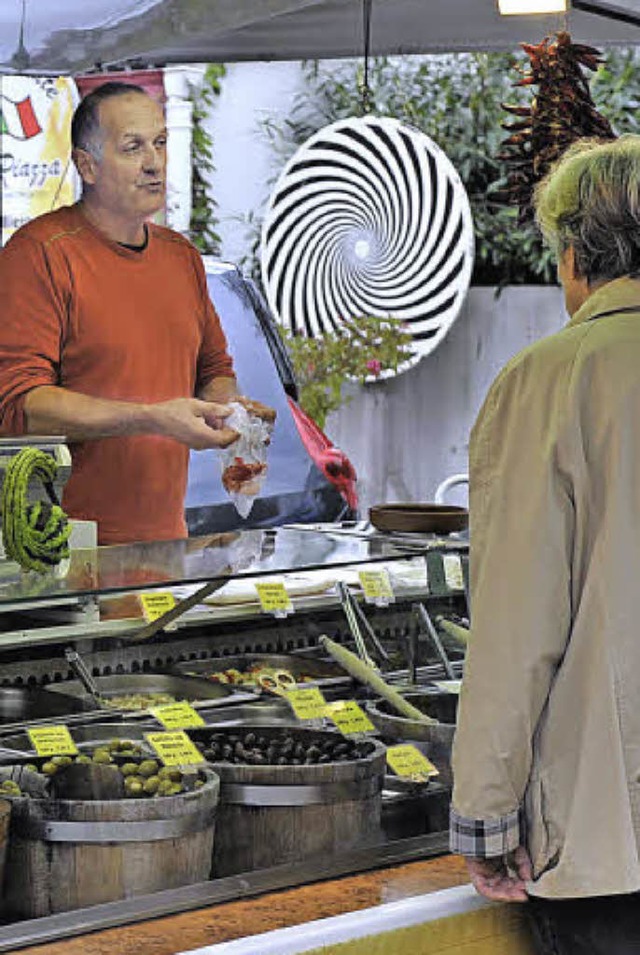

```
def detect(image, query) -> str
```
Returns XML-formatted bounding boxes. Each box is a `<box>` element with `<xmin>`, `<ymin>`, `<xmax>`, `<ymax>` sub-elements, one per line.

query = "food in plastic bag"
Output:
<box><xmin>220</xmin><ymin>402</ymin><xmax>273</xmax><ymax>518</ymax></box>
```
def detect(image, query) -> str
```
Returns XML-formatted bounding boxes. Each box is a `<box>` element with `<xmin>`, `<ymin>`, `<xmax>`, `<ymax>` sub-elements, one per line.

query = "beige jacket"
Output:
<box><xmin>452</xmin><ymin>276</ymin><xmax>640</xmax><ymax>899</ymax></box>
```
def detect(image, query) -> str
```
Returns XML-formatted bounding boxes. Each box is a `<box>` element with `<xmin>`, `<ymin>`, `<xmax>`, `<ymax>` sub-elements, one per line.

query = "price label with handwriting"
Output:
<box><xmin>284</xmin><ymin>686</ymin><xmax>327</xmax><ymax>721</ymax></box>
<box><xmin>386</xmin><ymin>744</ymin><xmax>439</xmax><ymax>781</ymax></box>
<box><xmin>145</xmin><ymin>731</ymin><xmax>205</xmax><ymax>767</ymax></box>
<box><xmin>358</xmin><ymin>569</ymin><xmax>395</xmax><ymax>606</ymax></box>
<box><xmin>255</xmin><ymin>582</ymin><xmax>294</xmax><ymax>617</ymax></box>
<box><xmin>151</xmin><ymin>702</ymin><xmax>206</xmax><ymax>729</ymax></box>
<box><xmin>325</xmin><ymin>700</ymin><xmax>376</xmax><ymax>736</ymax></box>
<box><xmin>28</xmin><ymin>725</ymin><xmax>79</xmax><ymax>758</ymax></box>
<box><xmin>139</xmin><ymin>591</ymin><xmax>176</xmax><ymax>623</ymax></box>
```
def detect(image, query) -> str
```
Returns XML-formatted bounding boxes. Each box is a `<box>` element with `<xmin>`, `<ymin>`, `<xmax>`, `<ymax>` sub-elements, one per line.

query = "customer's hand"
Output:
<box><xmin>147</xmin><ymin>398</ymin><xmax>239</xmax><ymax>450</ymax></box>
<box><xmin>465</xmin><ymin>845</ymin><xmax>532</xmax><ymax>902</ymax></box>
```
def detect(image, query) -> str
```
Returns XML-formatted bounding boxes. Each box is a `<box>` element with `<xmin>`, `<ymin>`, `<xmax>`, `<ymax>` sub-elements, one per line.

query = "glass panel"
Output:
<box><xmin>0</xmin><ymin>527</ymin><xmax>425</xmax><ymax>605</ymax></box>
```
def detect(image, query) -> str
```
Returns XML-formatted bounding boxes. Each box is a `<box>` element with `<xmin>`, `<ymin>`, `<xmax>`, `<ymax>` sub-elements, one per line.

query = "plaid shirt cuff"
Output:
<box><xmin>449</xmin><ymin>805</ymin><xmax>522</xmax><ymax>857</ymax></box>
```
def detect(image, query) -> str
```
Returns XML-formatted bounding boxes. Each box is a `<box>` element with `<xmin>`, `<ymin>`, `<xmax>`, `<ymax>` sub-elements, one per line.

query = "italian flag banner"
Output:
<box><xmin>0</xmin><ymin>94</ymin><xmax>41</xmax><ymax>140</ymax></box>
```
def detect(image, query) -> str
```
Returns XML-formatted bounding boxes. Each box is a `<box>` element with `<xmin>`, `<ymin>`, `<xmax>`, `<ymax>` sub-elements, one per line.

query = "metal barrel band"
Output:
<box><xmin>15</xmin><ymin>806</ymin><xmax>217</xmax><ymax>843</ymax></box>
<box><xmin>221</xmin><ymin>775</ymin><xmax>382</xmax><ymax>807</ymax></box>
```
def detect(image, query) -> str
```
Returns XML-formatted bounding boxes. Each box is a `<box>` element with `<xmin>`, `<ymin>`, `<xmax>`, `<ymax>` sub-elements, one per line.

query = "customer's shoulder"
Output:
<box><xmin>5</xmin><ymin>205</ymin><xmax>86</xmax><ymax>250</ymax></box>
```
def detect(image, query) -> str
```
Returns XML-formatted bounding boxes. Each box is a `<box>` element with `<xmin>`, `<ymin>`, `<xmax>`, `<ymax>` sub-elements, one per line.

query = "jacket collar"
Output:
<box><xmin>568</xmin><ymin>276</ymin><xmax>640</xmax><ymax>327</ymax></box>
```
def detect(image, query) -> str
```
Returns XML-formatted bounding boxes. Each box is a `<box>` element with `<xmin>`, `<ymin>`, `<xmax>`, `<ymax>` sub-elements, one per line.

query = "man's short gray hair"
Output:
<box><xmin>534</xmin><ymin>136</ymin><xmax>640</xmax><ymax>283</ymax></box>
<box><xmin>71</xmin><ymin>81</ymin><xmax>149</xmax><ymax>160</ymax></box>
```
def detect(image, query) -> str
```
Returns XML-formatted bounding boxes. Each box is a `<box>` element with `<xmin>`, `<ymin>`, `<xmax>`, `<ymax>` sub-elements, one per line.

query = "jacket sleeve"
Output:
<box><xmin>451</xmin><ymin>352</ymin><xmax>574</xmax><ymax>841</ymax></box>
<box><xmin>0</xmin><ymin>234</ymin><xmax>65</xmax><ymax>433</ymax></box>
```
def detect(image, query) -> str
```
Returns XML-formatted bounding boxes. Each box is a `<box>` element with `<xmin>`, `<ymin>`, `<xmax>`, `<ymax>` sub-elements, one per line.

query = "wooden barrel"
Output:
<box><xmin>4</xmin><ymin>771</ymin><xmax>219</xmax><ymax>918</ymax></box>
<box><xmin>207</xmin><ymin>730</ymin><xmax>386</xmax><ymax>877</ymax></box>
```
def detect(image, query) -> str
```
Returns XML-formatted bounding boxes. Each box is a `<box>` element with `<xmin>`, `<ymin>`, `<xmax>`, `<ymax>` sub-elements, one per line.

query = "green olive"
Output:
<box><xmin>51</xmin><ymin>755</ymin><xmax>73</xmax><ymax>766</ymax></box>
<box><xmin>75</xmin><ymin>754</ymin><xmax>92</xmax><ymax>765</ymax></box>
<box><xmin>120</xmin><ymin>762</ymin><xmax>140</xmax><ymax>777</ymax></box>
<box><xmin>124</xmin><ymin>777</ymin><xmax>144</xmax><ymax>797</ymax></box>
<box><xmin>0</xmin><ymin>780</ymin><xmax>21</xmax><ymax>795</ymax></box>
<box><xmin>157</xmin><ymin>778</ymin><xmax>174</xmax><ymax>796</ymax></box>
<box><xmin>92</xmin><ymin>751</ymin><xmax>112</xmax><ymax>764</ymax></box>
<box><xmin>41</xmin><ymin>761</ymin><xmax>57</xmax><ymax>775</ymax></box>
<box><xmin>143</xmin><ymin>775</ymin><xmax>160</xmax><ymax>795</ymax></box>
<box><xmin>138</xmin><ymin>760</ymin><xmax>159</xmax><ymax>778</ymax></box>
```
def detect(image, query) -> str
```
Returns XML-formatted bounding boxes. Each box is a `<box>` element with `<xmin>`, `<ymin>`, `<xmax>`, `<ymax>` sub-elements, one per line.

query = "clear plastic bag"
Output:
<box><xmin>219</xmin><ymin>402</ymin><xmax>273</xmax><ymax>518</ymax></box>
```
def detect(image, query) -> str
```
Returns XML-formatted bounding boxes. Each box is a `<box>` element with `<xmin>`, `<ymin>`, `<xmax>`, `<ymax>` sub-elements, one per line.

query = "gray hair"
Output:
<box><xmin>534</xmin><ymin>136</ymin><xmax>640</xmax><ymax>283</ymax></box>
<box><xmin>71</xmin><ymin>81</ymin><xmax>149</xmax><ymax>161</ymax></box>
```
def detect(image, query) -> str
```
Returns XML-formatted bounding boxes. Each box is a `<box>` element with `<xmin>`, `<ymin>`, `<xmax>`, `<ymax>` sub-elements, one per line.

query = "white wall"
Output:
<box><xmin>205</xmin><ymin>61</ymin><xmax>304</xmax><ymax>267</ymax></box>
<box><xmin>327</xmin><ymin>286</ymin><xmax>567</xmax><ymax>511</ymax></box>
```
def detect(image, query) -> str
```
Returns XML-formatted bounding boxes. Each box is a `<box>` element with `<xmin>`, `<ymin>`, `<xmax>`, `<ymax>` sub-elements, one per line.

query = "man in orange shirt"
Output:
<box><xmin>0</xmin><ymin>81</ymin><xmax>272</xmax><ymax>544</ymax></box>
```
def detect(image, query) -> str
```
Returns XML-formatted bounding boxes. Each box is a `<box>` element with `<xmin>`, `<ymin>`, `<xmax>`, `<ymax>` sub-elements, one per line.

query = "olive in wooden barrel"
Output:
<box><xmin>192</xmin><ymin>727</ymin><xmax>386</xmax><ymax>877</ymax></box>
<box><xmin>4</xmin><ymin>770</ymin><xmax>219</xmax><ymax>918</ymax></box>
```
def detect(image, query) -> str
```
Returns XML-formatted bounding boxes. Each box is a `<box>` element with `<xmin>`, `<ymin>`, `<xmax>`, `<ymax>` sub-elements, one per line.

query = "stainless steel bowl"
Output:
<box><xmin>172</xmin><ymin>652</ymin><xmax>350</xmax><ymax>690</ymax></box>
<box><xmin>43</xmin><ymin>672</ymin><xmax>241</xmax><ymax>712</ymax></box>
<box><xmin>0</xmin><ymin>721</ymin><xmax>158</xmax><ymax>755</ymax></box>
<box><xmin>0</xmin><ymin>686</ymin><xmax>96</xmax><ymax>725</ymax></box>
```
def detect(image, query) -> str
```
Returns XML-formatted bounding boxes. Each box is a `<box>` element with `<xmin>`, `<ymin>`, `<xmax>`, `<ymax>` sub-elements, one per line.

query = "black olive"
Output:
<box><xmin>277</xmin><ymin>756</ymin><xmax>288</xmax><ymax>766</ymax></box>
<box><xmin>319</xmin><ymin>754</ymin><xmax>331</xmax><ymax>763</ymax></box>
<box><xmin>294</xmin><ymin>742</ymin><xmax>305</xmax><ymax>759</ymax></box>
<box><xmin>266</xmin><ymin>746</ymin><xmax>276</xmax><ymax>763</ymax></box>
<box><xmin>306</xmin><ymin>745</ymin><xmax>321</xmax><ymax>759</ymax></box>
<box><xmin>244</xmin><ymin>732</ymin><xmax>256</xmax><ymax>747</ymax></box>
<box><xmin>258</xmin><ymin>737</ymin><xmax>269</xmax><ymax>749</ymax></box>
<box><xmin>222</xmin><ymin>744</ymin><xmax>233</xmax><ymax>760</ymax></box>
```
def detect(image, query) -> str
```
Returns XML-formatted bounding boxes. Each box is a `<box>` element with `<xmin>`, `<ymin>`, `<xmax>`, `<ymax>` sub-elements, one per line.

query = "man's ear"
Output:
<box><xmin>72</xmin><ymin>147</ymin><xmax>98</xmax><ymax>187</ymax></box>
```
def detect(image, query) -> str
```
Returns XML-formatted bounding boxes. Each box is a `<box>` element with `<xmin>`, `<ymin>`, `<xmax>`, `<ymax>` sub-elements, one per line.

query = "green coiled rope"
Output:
<box><xmin>1</xmin><ymin>449</ymin><xmax>71</xmax><ymax>573</ymax></box>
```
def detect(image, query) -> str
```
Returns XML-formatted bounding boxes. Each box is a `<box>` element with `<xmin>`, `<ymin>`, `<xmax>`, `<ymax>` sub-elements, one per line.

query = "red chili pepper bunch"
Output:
<box><xmin>496</xmin><ymin>31</ymin><xmax>616</xmax><ymax>223</ymax></box>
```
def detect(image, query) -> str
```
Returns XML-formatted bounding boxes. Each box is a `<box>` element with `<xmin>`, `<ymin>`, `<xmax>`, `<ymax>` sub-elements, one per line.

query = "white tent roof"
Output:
<box><xmin>1</xmin><ymin>0</ymin><xmax>640</xmax><ymax>74</ymax></box>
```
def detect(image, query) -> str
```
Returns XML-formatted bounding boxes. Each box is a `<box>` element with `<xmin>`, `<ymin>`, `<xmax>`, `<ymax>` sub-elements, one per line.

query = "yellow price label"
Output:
<box><xmin>150</xmin><ymin>702</ymin><xmax>206</xmax><ymax>729</ymax></box>
<box><xmin>324</xmin><ymin>700</ymin><xmax>376</xmax><ymax>736</ymax></box>
<box><xmin>28</xmin><ymin>725</ymin><xmax>79</xmax><ymax>758</ymax></box>
<box><xmin>358</xmin><ymin>570</ymin><xmax>394</xmax><ymax>603</ymax></box>
<box><xmin>386</xmin><ymin>744</ymin><xmax>439</xmax><ymax>782</ymax></box>
<box><xmin>284</xmin><ymin>686</ymin><xmax>327</xmax><ymax>721</ymax></box>
<box><xmin>139</xmin><ymin>591</ymin><xmax>176</xmax><ymax>623</ymax></box>
<box><xmin>255</xmin><ymin>582</ymin><xmax>293</xmax><ymax>615</ymax></box>
<box><xmin>145</xmin><ymin>731</ymin><xmax>206</xmax><ymax>767</ymax></box>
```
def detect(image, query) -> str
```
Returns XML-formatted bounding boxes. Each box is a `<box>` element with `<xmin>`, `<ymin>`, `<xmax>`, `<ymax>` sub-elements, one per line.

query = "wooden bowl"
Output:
<box><xmin>369</xmin><ymin>503</ymin><xmax>468</xmax><ymax>535</ymax></box>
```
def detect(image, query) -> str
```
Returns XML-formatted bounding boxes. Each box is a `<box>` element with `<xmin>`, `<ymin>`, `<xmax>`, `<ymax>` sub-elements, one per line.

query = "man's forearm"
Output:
<box><xmin>198</xmin><ymin>376</ymin><xmax>239</xmax><ymax>404</ymax></box>
<box><xmin>23</xmin><ymin>386</ymin><xmax>156</xmax><ymax>440</ymax></box>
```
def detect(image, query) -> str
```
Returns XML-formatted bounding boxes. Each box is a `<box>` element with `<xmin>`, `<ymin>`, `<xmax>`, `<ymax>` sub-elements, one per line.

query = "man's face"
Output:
<box><xmin>78</xmin><ymin>92</ymin><xmax>167</xmax><ymax>220</ymax></box>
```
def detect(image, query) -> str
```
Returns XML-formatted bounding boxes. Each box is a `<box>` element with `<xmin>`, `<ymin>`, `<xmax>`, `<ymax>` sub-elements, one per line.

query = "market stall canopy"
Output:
<box><xmin>1</xmin><ymin>0</ymin><xmax>640</xmax><ymax>74</ymax></box>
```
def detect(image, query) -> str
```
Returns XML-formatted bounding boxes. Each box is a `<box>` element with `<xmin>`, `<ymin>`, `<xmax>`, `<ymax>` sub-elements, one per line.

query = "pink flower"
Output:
<box><xmin>366</xmin><ymin>358</ymin><xmax>382</xmax><ymax>377</ymax></box>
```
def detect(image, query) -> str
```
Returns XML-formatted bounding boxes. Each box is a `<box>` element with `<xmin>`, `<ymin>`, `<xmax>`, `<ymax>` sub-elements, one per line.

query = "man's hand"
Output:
<box><xmin>465</xmin><ymin>845</ymin><xmax>532</xmax><ymax>902</ymax></box>
<box><xmin>148</xmin><ymin>398</ymin><xmax>239</xmax><ymax>450</ymax></box>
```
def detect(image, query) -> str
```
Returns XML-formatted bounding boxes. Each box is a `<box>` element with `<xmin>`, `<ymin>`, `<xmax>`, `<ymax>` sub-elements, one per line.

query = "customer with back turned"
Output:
<box><xmin>450</xmin><ymin>135</ymin><xmax>640</xmax><ymax>953</ymax></box>
<box><xmin>0</xmin><ymin>81</ymin><xmax>273</xmax><ymax>545</ymax></box>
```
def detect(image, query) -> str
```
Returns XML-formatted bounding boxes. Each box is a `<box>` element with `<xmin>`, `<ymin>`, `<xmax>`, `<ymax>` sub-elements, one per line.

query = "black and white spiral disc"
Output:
<box><xmin>261</xmin><ymin>115</ymin><xmax>474</xmax><ymax>367</ymax></box>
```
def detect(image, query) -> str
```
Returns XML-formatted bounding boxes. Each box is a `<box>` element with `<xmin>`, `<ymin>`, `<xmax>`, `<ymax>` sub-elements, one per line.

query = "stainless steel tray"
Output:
<box><xmin>42</xmin><ymin>672</ymin><xmax>243</xmax><ymax>712</ymax></box>
<box><xmin>0</xmin><ymin>686</ymin><xmax>96</xmax><ymax>725</ymax></box>
<box><xmin>172</xmin><ymin>652</ymin><xmax>351</xmax><ymax>690</ymax></box>
<box><xmin>0</xmin><ymin>721</ymin><xmax>159</xmax><ymax>756</ymax></box>
<box><xmin>197</xmin><ymin>699</ymin><xmax>300</xmax><ymax>727</ymax></box>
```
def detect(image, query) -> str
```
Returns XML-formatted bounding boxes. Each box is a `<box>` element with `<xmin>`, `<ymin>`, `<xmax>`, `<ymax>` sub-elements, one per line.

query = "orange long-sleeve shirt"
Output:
<box><xmin>0</xmin><ymin>204</ymin><xmax>235</xmax><ymax>544</ymax></box>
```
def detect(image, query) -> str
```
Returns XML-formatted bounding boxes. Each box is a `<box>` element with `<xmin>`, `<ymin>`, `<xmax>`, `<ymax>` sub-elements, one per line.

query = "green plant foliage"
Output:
<box><xmin>280</xmin><ymin>317</ymin><xmax>415</xmax><ymax>430</ymax></box>
<box><xmin>189</xmin><ymin>63</ymin><xmax>226</xmax><ymax>254</ymax></box>
<box><xmin>246</xmin><ymin>49</ymin><xmax>640</xmax><ymax>291</ymax></box>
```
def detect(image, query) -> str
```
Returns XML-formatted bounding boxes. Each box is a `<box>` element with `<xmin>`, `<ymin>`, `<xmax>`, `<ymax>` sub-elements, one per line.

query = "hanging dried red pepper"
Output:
<box><xmin>495</xmin><ymin>31</ymin><xmax>616</xmax><ymax>223</ymax></box>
